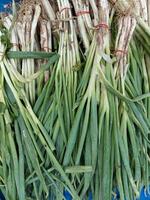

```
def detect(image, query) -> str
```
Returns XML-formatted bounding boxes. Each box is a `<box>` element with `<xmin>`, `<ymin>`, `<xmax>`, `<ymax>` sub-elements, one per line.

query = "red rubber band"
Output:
<box><xmin>94</xmin><ymin>23</ymin><xmax>109</xmax><ymax>30</ymax></box>
<box><xmin>76</xmin><ymin>10</ymin><xmax>92</xmax><ymax>16</ymax></box>
<box><xmin>60</xmin><ymin>7</ymin><xmax>71</xmax><ymax>13</ymax></box>
<box><xmin>114</xmin><ymin>49</ymin><xmax>127</xmax><ymax>55</ymax></box>
<box><xmin>42</xmin><ymin>47</ymin><xmax>52</xmax><ymax>51</ymax></box>
<box><xmin>11</xmin><ymin>43</ymin><xmax>20</xmax><ymax>48</ymax></box>
<box><xmin>3</xmin><ymin>13</ymin><xmax>9</xmax><ymax>17</ymax></box>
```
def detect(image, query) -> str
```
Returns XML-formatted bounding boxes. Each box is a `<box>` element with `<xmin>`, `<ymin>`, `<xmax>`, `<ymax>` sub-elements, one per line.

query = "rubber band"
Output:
<box><xmin>42</xmin><ymin>47</ymin><xmax>52</xmax><ymax>51</ymax></box>
<box><xmin>60</xmin><ymin>7</ymin><xmax>71</xmax><ymax>13</ymax></box>
<box><xmin>94</xmin><ymin>23</ymin><xmax>109</xmax><ymax>30</ymax></box>
<box><xmin>11</xmin><ymin>43</ymin><xmax>20</xmax><ymax>48</ymax></box>
<box><xmin>3</xmin><ymin>13</ymin><xmax>9</xmax><ymax>17</ymax></box>
<box><xmin>76</xmin><ymin>10</ymin><xmax>92</xmax><ymax>16</ymax></box>
<box><xmin>114</xmin><ymin>49</ymin><xmax>127</xmax><ymax>55</ymax></box>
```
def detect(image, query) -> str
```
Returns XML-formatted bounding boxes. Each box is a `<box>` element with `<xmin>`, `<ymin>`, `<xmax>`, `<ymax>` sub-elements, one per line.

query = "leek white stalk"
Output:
<box><xmin>41</xmin><ymin>0</ymin><xmax>56</xmax><ymax>21</ymax></box>
<box><xmin>71</xmin><ymin>0</ymin><xmax>90</xmax><ymax>50</ymax></box>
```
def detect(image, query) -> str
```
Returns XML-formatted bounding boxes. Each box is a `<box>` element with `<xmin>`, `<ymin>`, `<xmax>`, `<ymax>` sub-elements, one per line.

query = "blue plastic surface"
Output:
<box><xmin>88</xmin><ymin>192</ymin><xmax>93</xmax><ymax>200</ymax></box>
<box><xmin>64</xmin><ymin>191</ymin><xmax>72</xmax><ymax>200</ymax></box>
<box><xmin>0</xmin><ymin>0</ymin><xmax>12</xmax><ymax>12</ymax></box>
<box><xmin>0</xmin><ymin>192</ymin><xmax>5</xmax><ymax>200</ymax></box>
<box><xmin>63</xmin><ymin>187</ymin><xmax>150</xmax><ymax>200</ymax></box>
<box><xmin>139</xmin><ymin>187</ymin><xmax>150</xmax><ymax>200</ymax></box>
<box><xmin>1</xmin><ymin>189</ymin><xmax>150</xmax><ymax>199</ymax></box>
<box><xmin>0</xmin><ymin>0</ymin><xmax>20</xmax><ymax>12</ymax></box>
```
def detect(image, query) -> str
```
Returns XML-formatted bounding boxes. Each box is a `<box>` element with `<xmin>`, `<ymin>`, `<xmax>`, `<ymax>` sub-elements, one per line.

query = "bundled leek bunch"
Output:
<box><xmin>0</xmin><ymin>0</ymin><xmax>150</xmax><ymax>199</ymax></box>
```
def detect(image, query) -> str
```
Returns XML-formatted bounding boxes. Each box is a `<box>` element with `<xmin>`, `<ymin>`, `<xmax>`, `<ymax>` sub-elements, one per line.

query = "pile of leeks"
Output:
<box><xmin>0</xmin><ymin>0</ymin><xmax>150</xmax><ymax>199</ymax></box>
